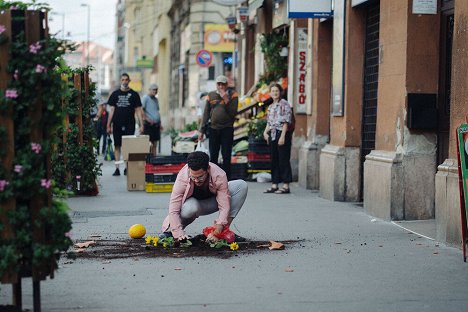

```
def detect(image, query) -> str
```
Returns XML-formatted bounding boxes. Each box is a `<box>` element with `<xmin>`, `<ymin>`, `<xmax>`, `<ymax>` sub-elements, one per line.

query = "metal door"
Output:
<box><xmin>361</xmin><ymin>1</ymin><xmax>380</xmax><ymax>164</ymax></box>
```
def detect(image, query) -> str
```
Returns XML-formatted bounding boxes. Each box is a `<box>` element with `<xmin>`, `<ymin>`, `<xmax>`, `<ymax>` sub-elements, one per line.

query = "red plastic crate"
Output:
<box><xmin>247</xmin><ymin>152</ymin><xmax>271</xmax><ymax>161</ymax></box>
<box><xmin>145</xmin><ymin>163</ymin><xmax>186</xmax><ymax>174</ymax></box>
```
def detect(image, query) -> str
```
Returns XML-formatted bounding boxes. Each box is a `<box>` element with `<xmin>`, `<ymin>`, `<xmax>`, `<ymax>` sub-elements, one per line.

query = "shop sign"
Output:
<box><xmin>204</xmin><ymin>24</ymin><xmax>235</xmax><ymax>52</ymax></box>
<box><xmin>136</xmin><ymin>58</ymin><xmax>153</xmax><ymax>68</ymax></box>
<box><xmin>238</xmin><ymin>6</ymin><xmax>248</xmax><ymax>22</ymax></box>
<box><xmin>288</xmin><ymin>0</ymin><xmax>332</xmax><ymax>18</ymax></box>
<box><xmin>295</xmin><ymin>28</ymin><xmax>307</xmax><ymax>114</ymax></box>
<box><xmin>412</xmin><ymin>0</ymin><xmax>437</xmax><ymax>14</ymax></box>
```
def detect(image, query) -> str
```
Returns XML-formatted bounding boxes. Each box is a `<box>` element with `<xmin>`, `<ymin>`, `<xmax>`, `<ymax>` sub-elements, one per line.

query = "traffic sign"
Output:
<box><xmin>196</xmin><ymin>49</ymin><xmax>213</xmax><ymax>67</ymax></box>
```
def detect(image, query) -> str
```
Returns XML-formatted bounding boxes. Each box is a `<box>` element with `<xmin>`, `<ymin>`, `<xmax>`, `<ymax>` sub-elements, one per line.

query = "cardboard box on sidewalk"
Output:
<box><xmin>127</xmin><ymin>153</ymin><xmax>148</xmax><ymax>191</ymax></box>
<box><xmin>122</xmin><ymin>135</ymin><xmax>150</xmax><ymax>161</ymax></box>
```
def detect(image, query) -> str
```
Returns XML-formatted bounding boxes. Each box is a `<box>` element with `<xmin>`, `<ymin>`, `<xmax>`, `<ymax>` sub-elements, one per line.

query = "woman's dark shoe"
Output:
<box><xmin>275</xmin><ymin>188</ymin><xmax>290</xmax><ymax>194</ymax></box>
<box><xmin>263</xmin><ymin>187</ymin><xmax>278</xmax><ymax>193</ymax></box>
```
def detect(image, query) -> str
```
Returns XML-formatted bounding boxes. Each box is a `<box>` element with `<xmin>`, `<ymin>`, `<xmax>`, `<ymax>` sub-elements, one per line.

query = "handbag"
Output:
<box><xmin>105</xmin><ymin>135</ymin><xmax>115</xmax><ymax>161</ymax></box>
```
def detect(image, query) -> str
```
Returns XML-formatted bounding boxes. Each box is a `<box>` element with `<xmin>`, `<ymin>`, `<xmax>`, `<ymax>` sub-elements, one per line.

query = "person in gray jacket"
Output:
<box><xmin>142</xmin><ymin>83</ymin><xmax>162</xmax><ymax>156</ymax></box>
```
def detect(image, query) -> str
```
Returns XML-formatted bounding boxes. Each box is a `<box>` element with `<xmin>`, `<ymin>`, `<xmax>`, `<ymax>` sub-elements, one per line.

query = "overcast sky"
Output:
<box><xmin>44</xmin><ymin>0</ymin><xmax>117</xmax><ymax>49</ymax></box>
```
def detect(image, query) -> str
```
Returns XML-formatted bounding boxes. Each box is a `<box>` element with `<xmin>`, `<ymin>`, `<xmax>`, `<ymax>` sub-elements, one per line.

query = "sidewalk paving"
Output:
<box><xmin>1</xmin><ymin>157</ymin><xmax>468</xmax><ymax>312</ymax></box>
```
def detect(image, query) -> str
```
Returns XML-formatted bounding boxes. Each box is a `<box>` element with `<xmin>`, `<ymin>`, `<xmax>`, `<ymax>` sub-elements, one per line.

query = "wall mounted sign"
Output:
<box><xmin>288</xmin><ymin>0</ymin><xmax>332</xmax><ymax>18</ymax></box>
<box><xmin>295</xmin><ymin>28</ymin><xmax>307</xmax><ymax>114</ymax></box>
<box><xmin>204</xmin><ymin>24</ymin><xmax>235</xmax><ymax>52</ymax></box>
<box><xmin>412</xmin><ymin>0</ymin><xmax>437</xmax><ymax>14</ymax></box>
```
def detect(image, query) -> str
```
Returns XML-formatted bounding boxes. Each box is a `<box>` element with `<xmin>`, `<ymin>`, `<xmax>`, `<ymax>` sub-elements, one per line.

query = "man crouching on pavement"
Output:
<box><xmin>160</xmin><ymin>151</ymin><xmax>248</xmax><ymax>242</ymax></box>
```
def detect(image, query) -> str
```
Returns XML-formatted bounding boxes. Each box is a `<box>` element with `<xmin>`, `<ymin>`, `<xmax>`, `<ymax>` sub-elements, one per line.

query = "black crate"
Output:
<box><xmin>248</xmin><ymin>139</ymin><xmax>269</xmax><ymax>154</ymax></box>
<box><xmin>231</xmin><ymin>163</ymin><xmax>248</xmax><ymax>180</ymax></box>
<box><xmin>248</xmin><ymin>161</ymin><xmax>271</xmax><ymax>170</ymax></box>
<box><xmin>146</xmin><ymin>154</ymin><xmax>187</xmax><ymax>165</ymax></box>
<box><xmin>145</xmin><ymin>173</ymin><xmax>178</xmax><ymax>183</ymax></box>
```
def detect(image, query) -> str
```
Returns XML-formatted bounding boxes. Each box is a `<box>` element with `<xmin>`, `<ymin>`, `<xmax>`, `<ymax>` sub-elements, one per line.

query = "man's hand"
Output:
<box><xmin>212</xmin><ymin>224</ymin><xmax>224</xmax><ymax>235</ymax></box>
<box><xmin>206</xmin><ymin>233</ymin><xmax>219</xmax><ymax>244</ymax></box>
<box><xmin>107</xmin><ymin>125</ymin><xmax>112</xmax><ymax>134</ymax></box>
<box><xmin>177</xmin><ymin>234</ymin><xmax>189</xmax><ymax>242</ymax></box>
<box><xmin>198</xmin><ymin>132</ymin><xmax>205</xmax><ymax>141</ymax></box>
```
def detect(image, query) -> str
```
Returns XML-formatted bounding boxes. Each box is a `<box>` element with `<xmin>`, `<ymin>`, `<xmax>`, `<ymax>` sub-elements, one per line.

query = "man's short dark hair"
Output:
<box><xmin>187</xmin><ymin>151</ymin><xmax>209</xmax><ymax>171</ymax></box>
<box><xmin>121</xmin><ymin>72</ymin><xmax>130</xmax><ymax>79</ymax></box>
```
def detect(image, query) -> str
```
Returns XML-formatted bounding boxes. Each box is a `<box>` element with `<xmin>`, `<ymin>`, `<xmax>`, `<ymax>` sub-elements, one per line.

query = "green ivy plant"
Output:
<box><xmin>51</xmin><ymin>68</ymin><xmax>102</xmax><ymax>195</ymax></box>
<box><xmin>0</xmin><ymin>5</ymin><xmax>73</xmax><ymax>279</ymax></box>
<box><xmin>259</xmin><ymin>32</ymin><xmax>289</xmax><ymax>86</ymax></box>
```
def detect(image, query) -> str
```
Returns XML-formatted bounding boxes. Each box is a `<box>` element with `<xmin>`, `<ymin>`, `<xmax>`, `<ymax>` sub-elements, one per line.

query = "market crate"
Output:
<box><xmin>248</xmin><ymin>138</ymin><xmax>269</xmax><ymax>154</ymax></box>
<box><xmin>145</xmin><ymin>163</ymin><xmax>186</xmax><ymax>174</ymax></box>
<box><xmin>145</xmin><ymin>182</ymin><xmax>174</xmax><ymax>193</ymax></box>
<box><xmin>247</xmin><ymin>152</ymin><xmax>271</xmax><ymax>162</ymax></box>
<box><xmin>248</xmin><ymin>161</ymin><xmax>271</xmax><ymax>170</ymax></box>
<box><xmin>231</xmin><ymin>163</ymin><xmax>248</xmax><ymax>180</ymax></box>
<box><xmin>145</xmin><ymin>173</ymin><xmax>178</xmax><ymax>183</ymax></box>
<box><xmin>247</xmin><ymin>169</ymin><xmax>272</xmax><ymax>173</ymax></box>
<box><xmin>146</xmin><ymin>154</ymin><xmax>187</xmax><ymax>165</ymax></box>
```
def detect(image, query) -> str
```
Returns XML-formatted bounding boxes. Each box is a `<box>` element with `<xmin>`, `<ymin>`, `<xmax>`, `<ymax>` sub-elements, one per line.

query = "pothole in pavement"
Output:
<box><xmin>69</xmin><ymin>236</ymin><xmax>303</xmax><ymax>260</ymax></box>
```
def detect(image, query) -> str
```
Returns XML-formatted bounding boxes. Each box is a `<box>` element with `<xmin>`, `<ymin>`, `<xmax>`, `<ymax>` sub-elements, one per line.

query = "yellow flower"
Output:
<box><xmin>163</xmin><ymin>242</ymin><xmax>168</xmax><ymax>248</ymax></box>
<box><xmin>152</xmin><ymin>237</ymin><xmax>159</xmax><ymax>246</ymax></box>
<box><xmin>145</xmin><ymin>236</ymin><xmax>153</xmax><ymax>244</ymax></box>
<box><xmin>229</xmin><ymin>242</ymin><xmax>239</xmax><ymax>251</ymax></box>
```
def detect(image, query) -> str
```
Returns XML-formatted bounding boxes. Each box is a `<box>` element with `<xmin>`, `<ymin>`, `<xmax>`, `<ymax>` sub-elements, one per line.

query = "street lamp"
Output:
<box><xmin>80</xmin><ymin>3</ymin><xmax>90</xmax><ymax>66</ymax></box>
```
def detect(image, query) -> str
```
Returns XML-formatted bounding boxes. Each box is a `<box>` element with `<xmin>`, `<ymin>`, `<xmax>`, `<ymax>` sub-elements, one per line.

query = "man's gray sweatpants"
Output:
<box><xmin>180</xmin><ymin>180</ymin><xmax>248</xmax><ymax>227</ymax></box>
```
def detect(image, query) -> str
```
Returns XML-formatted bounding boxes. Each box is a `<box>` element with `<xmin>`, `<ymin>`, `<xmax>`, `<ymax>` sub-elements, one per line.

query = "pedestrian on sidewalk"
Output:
<box><xmin>263</xmin><ymin>83</ymin><xmax>293</xmax><ymax>194</ymax></box>
<box><xmin>93</xmin><ymin>102</ymin><xmax>108</xmax><ymax>155</ymax></box>
<box><xmin>142</xmin><ymin>83</ymin><xmax>162</xmax><ymax>156</ymax></box>
<box><xmin>198</xmin><ymin>75</ymin><xmax>238</xmax><ymax>180</ymax></box>
<box><xmin>160</xmin><ymin>151</ymin><xmax>248</xmax><ymax>242</ymax></box>
<box><xmin>106</xmin><ymin>73</ymin><xmax>144</xmax><ymax>176</ymax></box>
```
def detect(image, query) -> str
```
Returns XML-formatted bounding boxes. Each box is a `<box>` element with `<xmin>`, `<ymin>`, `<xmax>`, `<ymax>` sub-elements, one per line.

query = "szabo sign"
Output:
<box><xmin>196</xmin><ymin>49</ymin><xmax>213</xmax><ymax>67</ymax></box>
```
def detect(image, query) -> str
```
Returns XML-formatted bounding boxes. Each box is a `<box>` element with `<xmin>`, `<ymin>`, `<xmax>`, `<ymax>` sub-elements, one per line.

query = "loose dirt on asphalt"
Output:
<box><xmin>69</xmin><ymin>235</ymin><xmax>301</xmax><ymax>260</ymax></box>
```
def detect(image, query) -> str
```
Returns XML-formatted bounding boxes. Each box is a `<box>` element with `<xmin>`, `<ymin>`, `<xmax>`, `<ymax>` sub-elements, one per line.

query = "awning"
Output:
<box><xmin>249</xmin><ymin>0</ymin><xmax>264</xmax><ymax>17</ymax></box>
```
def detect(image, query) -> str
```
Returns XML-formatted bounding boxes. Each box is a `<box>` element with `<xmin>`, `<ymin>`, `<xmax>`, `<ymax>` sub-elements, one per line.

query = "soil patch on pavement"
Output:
<box><xmin>69</xmin><ymin>235</ymin><xmax>301</xmax><ymax>260</ymax></box>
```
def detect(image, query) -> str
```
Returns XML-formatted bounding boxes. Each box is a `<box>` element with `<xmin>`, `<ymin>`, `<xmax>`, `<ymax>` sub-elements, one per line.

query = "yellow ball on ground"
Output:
<box><xmin>128</xmin><ymin>224</ymin><xmax>146</xmax><ymax>239</ymax></box>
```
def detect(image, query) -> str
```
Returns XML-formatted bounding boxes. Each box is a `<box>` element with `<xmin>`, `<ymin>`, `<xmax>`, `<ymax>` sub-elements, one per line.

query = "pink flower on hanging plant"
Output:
<box><xmin>0</xmin><ymin>180</ymin><xmax>9</xmax><ymax>191</ymax></box>
<box><xmin>0</xmin><ymin>25</ymin><xmax>6</xmax><ymax>35</ymax></box>
<box><xmin>35</xmin><ymin>64</ymin><xmax>47</xmax><ymax>73</ymax></box>
<box><xmin>29</xmin><ymin>42</ymin><xmax>42</xmax><ymax>54</ymax></box>
<box><xmin>76</xmin><ymin>176</ymin><xmax>81</xmax><ymax>180</ymax></box>
<box><xmin>31</xmin><ymin>142</ymin><xmax>42</xmax><ymax>154</ymax></box>
<box><xmin>40</xmin><ymin>179</ymin><xmax>52</xmax><ymax>189</ymax></box>
<box><xmin>14</xmin><ymin>165</ymin><xmax>23</xmax><ymax>173</ymax></box>
<box><xmin>5</xmin><ymin>89</ymin><xmax>18</xmax><ymax>98</ymax></box>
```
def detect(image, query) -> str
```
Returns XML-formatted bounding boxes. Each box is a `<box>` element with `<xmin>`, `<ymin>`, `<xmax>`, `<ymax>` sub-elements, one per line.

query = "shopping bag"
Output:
<box><xmin>203</xmin><ymin>226</ymin><xmax>235</xmax><ymax>243</ymax></box>
<box><xmin>195</xmin><ymin>140</ymin><xmax>210</xmax><ymax>157</ymax></box>
<box><xmin>105</xmin><ymin>135</ymin><xmax>115</xmax><ymax>161</ymax></box>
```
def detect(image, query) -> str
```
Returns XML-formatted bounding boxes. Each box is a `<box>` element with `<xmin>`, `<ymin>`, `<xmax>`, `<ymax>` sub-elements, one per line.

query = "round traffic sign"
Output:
<box><xmin>196</xmin><ymin>49</ymin><xmax>213</xmax><ymax>67</ymax></box>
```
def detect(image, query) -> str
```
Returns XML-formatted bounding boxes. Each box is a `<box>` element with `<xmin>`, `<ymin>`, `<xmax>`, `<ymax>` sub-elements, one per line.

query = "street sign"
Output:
<box><xmin>196</xmin><ymin>49</ymin><xmax>213</xmax><ymax>67</ymax></box>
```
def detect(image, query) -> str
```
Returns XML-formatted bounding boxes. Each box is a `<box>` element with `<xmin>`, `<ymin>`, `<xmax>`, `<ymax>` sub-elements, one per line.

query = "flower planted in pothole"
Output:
<box><xmin>208</xmin><ymin>239</ymin><xmax>239</xmax><ymax>251</ymax></box>
<box><xmin>145</xmin><ymin>235</ymin><xmax>192</xmax><ymax>248</ymax></box>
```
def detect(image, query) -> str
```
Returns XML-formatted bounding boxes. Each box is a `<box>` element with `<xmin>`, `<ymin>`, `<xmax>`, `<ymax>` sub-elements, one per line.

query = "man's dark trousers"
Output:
<box><xmin>208</xmin><ymin>127</ymin><xmax>234</xmax><ymax>180</ymax></box>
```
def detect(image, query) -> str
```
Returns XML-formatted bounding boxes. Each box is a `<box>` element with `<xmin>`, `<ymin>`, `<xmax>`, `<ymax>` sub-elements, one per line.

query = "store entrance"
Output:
<box><xmin>360</xmin><ymin>1</ymin><xmax>380</xmax><ymax>198</ymax></box>
<box><xmin>437</xmin><ymin>0</ymin><xmax>454</xmax><ymax>165</ymax></box>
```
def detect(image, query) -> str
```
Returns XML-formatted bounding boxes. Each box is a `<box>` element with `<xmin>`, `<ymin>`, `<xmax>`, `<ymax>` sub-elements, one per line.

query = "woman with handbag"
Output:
<box><xmin>263</xmin><ymin>83</ymin><xmax>293</xmax><ymax>194</ymax></box>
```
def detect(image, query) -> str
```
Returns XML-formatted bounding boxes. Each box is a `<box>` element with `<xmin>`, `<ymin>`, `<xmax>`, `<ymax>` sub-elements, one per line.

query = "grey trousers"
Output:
<box><xmin>180</xmin><ymin>180</ymin><xmax>248</xmax><ymax>227</ymax></box>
